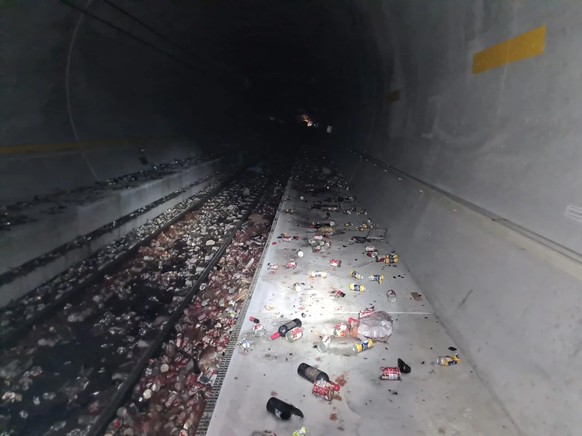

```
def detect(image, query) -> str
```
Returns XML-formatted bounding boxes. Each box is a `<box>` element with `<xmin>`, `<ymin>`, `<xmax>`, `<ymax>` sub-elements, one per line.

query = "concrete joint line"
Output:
<box><xmin>391</xmin><ymin>166</ymin><xmax>582</xmax><ymax>284</ymax></box>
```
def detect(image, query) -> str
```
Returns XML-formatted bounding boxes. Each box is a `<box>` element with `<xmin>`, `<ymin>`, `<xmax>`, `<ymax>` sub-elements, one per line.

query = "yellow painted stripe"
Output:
<box><xmin>472</xmin><ymin>25</ymin><xmax>546</xmax><ymax>75</ymax></box>
<box><xmin>386</xmin><ymin>90</ymin><xmax>400</xmax><ymax>103</ymax></box>
<box><xmin>0</xmin><ymin>135</ymin><xmax>188</xmax><ymax>155</ymax></box>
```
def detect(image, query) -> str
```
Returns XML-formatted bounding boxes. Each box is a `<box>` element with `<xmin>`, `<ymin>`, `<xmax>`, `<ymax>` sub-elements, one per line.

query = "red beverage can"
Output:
<box><xmin>333</xmin><ymin>322</ymin><xmax>350</xmax><ymax>337</ymax></box>
<box><xmin>358</xmin><ymin>307</ymin><xmax>375</xmax><ymax>319</ymax></box>
<box><xmin>286</xmin><ymin>260</ymin><xmax>297</xmax><ymax>269</ymax></box>
<box><xmin>312</xmin><ymin>380</ymin><xmax>334</xmax><ymax>401</ymax></box>
<box><xmin>329</xmin><ymin>259</ymin><xmax>342</xmax><ymax>267</ymax></box>
<box><xmin>335</xmin><ymin>290</ymin><xmax>346</xmax><ymax>298</ymax></box>
<box><xmin>285</xmin><ymin>327</ymin><xmax>304</xmax><ymax>342</ymax></box>
<box><xmin>380</xmin><ymin>367</ymin><xmax>401</xmax><ymax>380</ymax></box>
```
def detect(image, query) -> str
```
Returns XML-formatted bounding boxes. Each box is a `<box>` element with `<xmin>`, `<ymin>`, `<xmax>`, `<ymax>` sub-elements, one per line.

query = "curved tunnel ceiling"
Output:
<box><xmin>62</xmin><ymin>0</ymin><xmax>380</xmax><ymax>145</ymax></box>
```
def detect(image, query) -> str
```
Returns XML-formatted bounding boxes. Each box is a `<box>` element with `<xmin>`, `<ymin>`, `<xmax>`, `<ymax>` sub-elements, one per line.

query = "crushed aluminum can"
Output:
<box><xmin>285</xmin><ymin>327</ymin><xmax>304</xmax><ymax>342</ymax></box>
<box><xmin>329</xmin><ymin>259</ymin><xmax>342</xmax><ymax>267</ymax></box>
<box><xmin>380</xmin><ymin>367</ymin><xmax>401</xmax><ymax>380</ymax></box>
<box><xmin>286</xmin><ymin>259</ymin><xmax>297</xmax><ymax>269</ymax></box>
<box><xmin>353</xmin><ymin>339</ymin><xmax>374</xmax><ymax>353</ymax></box>
<box><xmin>358</xmin><ymin>307</ymin><xmax>375</xmax><ymax>319</ymax></box>
<box><xmin>378</xmin><ymin>253</ymin><xmax>399</xmax><ymax>264</ymax></box>
<box><xmin>437</xmin><ymin>354</ymin><xmax>461</xmax><ymax>366</ymax></box>
<box><xmin>335</xmin><ymin>290</ymin><xmax>346</xmax><ymax>298</ymax></box>
<box><xmin>311</xmin><ymin>245</ymin><xmax>322</xmax><ymax>253</ymax></box>
<box><xmin>292</xmin><ymin>427</ymin><xmax>308</xmax><ymax>436</ymax></box>
<box><xmin>310</xmin><ymin>271</ymin><xmax>327</xmax><ymax>278</ymax></box>
<box><xmin>333</xmin><ymin>322</ymin><xmax>350</xmax><ymax>337</ymax></box>
<box><xmin>365</xmin><ymin>246</ymin><xmax>376</xmax><ymax>252</ymax></box>
<box><xmin>199</xmin><ymin>369</ymin><xmax>217</xmax><ymax>386</ymax></box>
<box><xmin>312</xmin><ymin>380</ymin><xmax>334</xmax><ymax>401</ymax></box>
<box><xmin>313</xmin><ymin>235</ymin><xmax>323</xmax><ymax>240</ymax></box>
<box><xmin>350</xmin><ymin>271</ymin><xmax>363</xmax><ymax>279</ymax></box>
<box><xmin>268</xmin><ymin>264</ymin><xmax>279</xmax><ymax>270</ymax></box>
<box><xmin>369</xmin><ymin>274</ymin><xmax>384</xmax><ymax>284</ymax></box>
<box><xmin>317</xmin><ymin>335</ymin><xmax>331</xmax><ymax>352</ymax></box>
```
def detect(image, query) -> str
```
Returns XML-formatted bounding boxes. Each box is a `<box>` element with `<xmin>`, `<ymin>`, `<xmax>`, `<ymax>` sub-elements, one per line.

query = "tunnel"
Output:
<box><xmin>1</xmin><ymin>1</ymin><xmax>580</xmax><ymax>435</ymax></box>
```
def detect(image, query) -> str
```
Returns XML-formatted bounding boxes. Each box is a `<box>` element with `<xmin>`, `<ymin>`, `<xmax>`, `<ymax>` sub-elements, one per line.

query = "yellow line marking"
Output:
<box><xmin>472</xmin><ymin>25</ymin><xmax>546</xmax><ymax>75</ymax></box>
<box><xmin>0</xmin><ymin>136</ymin><xmax>187</xmax><ymax>155</ymax></box>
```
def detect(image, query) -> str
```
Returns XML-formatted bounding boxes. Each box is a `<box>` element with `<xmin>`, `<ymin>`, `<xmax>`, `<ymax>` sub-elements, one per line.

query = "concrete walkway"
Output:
<box><xmin>205</xmin><ymin>163</ymin><xmax>517</xmax><ymax>436</ymax></box>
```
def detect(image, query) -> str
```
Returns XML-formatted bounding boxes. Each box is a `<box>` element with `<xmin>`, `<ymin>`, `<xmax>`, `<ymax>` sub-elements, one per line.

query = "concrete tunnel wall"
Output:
<box><xmin>2</xmin><ymin>0</ymin><xmax>581</xmax><ymax>434</ymax></box>
<box><xmin>337</xmin><ymin>1</ymin><xmax>582</xmax><ymax>434</ymax></box>
<box><xmin>1</xmin><ymin>1</ymin><xmax>247</xmax><ymax>203</ymax></box>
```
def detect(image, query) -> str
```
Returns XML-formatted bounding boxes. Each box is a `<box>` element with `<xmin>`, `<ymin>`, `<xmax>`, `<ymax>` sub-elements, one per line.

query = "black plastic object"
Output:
<box><xmin>398</xmin><ymin>358</ymin><xmax>412</xmax><ymax>374</ymax></box>
<box><xmin>271</xmin><ymin>318</ymin><xmax>302</xmax><ymax>340</ymax></box>
<box><xmin>266</xmin><ymin>397</ymin><xmax>303</xmax><ymax>420</ymax></box>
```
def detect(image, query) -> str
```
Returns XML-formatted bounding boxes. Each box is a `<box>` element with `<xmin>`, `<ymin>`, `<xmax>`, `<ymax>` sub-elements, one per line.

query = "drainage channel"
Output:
<box><xmin>195</xmin><ymin>166</ymin><xmax>294</xmax><ymax>435</ymax></box>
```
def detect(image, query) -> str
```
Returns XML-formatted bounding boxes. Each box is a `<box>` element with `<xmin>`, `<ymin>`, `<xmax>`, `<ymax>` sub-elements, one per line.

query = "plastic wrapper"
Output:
<box><xmin>349</xmin><ymin>310</ymin><xmax>393</xmax><ymax>342</ymax></box>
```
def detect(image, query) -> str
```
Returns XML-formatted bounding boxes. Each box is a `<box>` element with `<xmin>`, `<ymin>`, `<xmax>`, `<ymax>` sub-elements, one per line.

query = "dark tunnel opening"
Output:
<box><xmin>49</xmin><ymin>0</ymin><xmax>380</xmax><ymax>156</ymax></box>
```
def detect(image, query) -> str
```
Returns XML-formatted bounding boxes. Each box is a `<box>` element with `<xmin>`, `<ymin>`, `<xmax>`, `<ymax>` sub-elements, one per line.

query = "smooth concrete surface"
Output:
<box><xmin>0</xmin><ymin>158</ymin><xmax>225</xmax><ymax>276</ymax></box>
<box><xmin>206</xmin><ymin>173</ymin><xmax>517</xmax><ymax>436</ymax></box>
<box><xmin>334</xmin><ymin>151</ymin><xmax>582</xmax><ymax>435</ymax></box>
<box><xmin>355</xmin><ymin>1</ymin><xmax>582</xmax><ymax>255</ymax></box>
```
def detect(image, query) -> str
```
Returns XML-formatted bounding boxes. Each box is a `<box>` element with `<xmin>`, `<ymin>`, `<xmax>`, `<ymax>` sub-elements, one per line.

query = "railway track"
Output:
<box><xmin>0</xmin><ymin>171</ymin><xmax>235</xmax><ymax>347</ymax></box>
<box><xmin>0</xmin><ymin>163</ymin><xmax>288</xmax><ymax>435</ymax></box>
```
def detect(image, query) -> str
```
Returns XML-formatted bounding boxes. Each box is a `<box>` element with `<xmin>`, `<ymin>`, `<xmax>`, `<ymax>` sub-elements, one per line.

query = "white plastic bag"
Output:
<box><xmin>354</xmin><ymin>310</ymin><xmax>393</xmax><ymax>342</ymax></box>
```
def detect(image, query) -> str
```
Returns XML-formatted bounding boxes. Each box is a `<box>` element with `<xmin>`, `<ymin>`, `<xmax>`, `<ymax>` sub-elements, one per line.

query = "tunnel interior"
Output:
<box><xmin>2</xmin><ymin>1</ymin><xmax>581</xmax><ymax>434</ymax></box>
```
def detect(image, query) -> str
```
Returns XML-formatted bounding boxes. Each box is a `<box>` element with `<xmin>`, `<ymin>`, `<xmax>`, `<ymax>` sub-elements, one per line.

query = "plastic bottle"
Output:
<box><xmin>297</xmin><ymin>363</ymin><xmax>340</xmax><ymax>391</ymax></box>
<box><xmin>270</xmin><ymin>318</ymin><xmax>302</xmax><ymax>340</ymax></box>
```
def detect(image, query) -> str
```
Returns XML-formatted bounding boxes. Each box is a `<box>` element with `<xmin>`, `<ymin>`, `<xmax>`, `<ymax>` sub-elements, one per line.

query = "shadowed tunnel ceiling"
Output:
<box><xmin>10</xmin><ymin>0</ymin><xmax>382</xmax><ymax>147</ymax></box>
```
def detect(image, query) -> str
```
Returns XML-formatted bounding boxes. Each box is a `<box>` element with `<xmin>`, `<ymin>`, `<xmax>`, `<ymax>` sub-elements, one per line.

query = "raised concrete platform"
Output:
<box><xmin>0</xmin><ymin>158</ymin><xmax>228</xmax><ymax>275</ymax></box>
<box><xmin>204</xmin><ymin>161</ymin><xmax>517</xmax><ymax>435</ymax></box>
<box><xmin>0</xmin><ymin>152</ymin><xmax>248</xmax><ymax>305</ymax></box>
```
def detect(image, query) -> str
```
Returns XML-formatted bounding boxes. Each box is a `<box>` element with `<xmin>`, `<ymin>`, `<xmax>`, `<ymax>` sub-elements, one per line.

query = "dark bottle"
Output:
<box><xmin>297</xmin><ymin>363</ymin><xmax>340</xmax><ymax>391</ymax></box>
<box><xmin>270</xmin><ymin>318</ymin><xmax>302</xmax><ymax>340</ymax></box>
<box><xmin>266</xmin><ymin>397</ymin><xmax>303</xmax><ymax>420</ymax></box>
